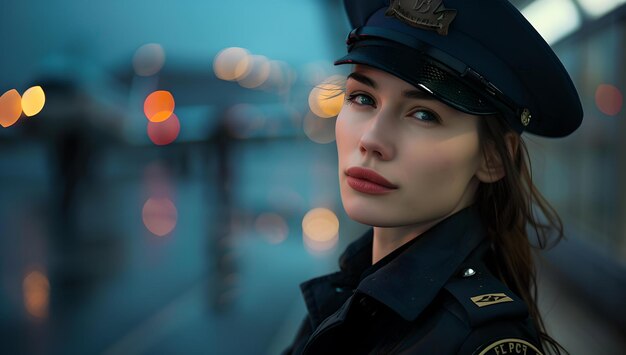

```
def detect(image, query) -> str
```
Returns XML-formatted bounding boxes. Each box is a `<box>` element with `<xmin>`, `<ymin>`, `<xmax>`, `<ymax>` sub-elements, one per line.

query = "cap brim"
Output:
<box><xmin>335</xmin><ymin>44</ymin><xmax>499</xmax><ymax>116</ymax></box>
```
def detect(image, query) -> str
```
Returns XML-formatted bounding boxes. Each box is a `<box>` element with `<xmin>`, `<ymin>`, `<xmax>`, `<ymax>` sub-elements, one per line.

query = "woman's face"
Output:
<box><xmin>336</xmin><ymin>65</ymin><xmax>484</xmax><ymax>228</ymax></box>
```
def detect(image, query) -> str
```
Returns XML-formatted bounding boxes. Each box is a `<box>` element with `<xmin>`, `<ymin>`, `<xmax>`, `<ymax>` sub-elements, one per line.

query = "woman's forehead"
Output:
<box><xmin>348</xmin><ymin>65</ymin><xmax>425</xmax><ymax>91</ymax></box>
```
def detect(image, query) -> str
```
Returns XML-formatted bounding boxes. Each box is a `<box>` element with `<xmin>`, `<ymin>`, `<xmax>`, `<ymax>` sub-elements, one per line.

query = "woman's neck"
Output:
<box><xmin>372</xmin><ymin>221</ymin><xmax>440</xmax><ymax>265</ymax></box>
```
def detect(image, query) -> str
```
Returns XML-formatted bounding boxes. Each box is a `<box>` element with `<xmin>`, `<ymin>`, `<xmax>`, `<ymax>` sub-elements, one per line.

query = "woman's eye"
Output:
<box><xmin>346</xmin><ymin>93</ymin><xmax>375</xmax><ymax>107</ymax></box>
<box><xmin>411</xmin><ymin>109</ymin><xmax>440</xmax><ymax>123</ymax></box>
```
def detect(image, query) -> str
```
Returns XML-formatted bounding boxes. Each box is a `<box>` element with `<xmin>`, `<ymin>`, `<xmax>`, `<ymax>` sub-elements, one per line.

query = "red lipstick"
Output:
<box><xmin>345</xmin><ymin>167</ymin><xmax>398</xmax><ymax>195</ymax></box>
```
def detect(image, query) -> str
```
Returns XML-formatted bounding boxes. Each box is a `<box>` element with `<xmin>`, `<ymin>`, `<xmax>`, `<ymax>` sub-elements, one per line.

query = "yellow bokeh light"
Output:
<box><xmin>144</xmin><ymin>90</ymin><xmax>175</xmax><ymax>122</ymax></box>
<box><xmin>0</xmin><ymin>89</ymin><xmax>23</xmax><ymax>128</ymax></box>
<box><xmin>302</xmin><ymin>208</ymin><xmax>339</xmax><ymax>253</ymax></box>
<box><xmin>237</xmin><ymin>55</ymin><xmax>271</xmax><ymax>89</ymax></box>
<box><xmin>308</xmin><ymin>76</ymin><xmax>345</xmax><ymax>118</ymax></box>
<box><xmin>21</xmin><ymin>86</ymin><xmax>46</xmax><ymax>117</ymax></box>
<box><xmin>142</xmin><ymin>197</ymin><xmax>177</xmax><ymax>237</ymax></box>
<box><xmin>213</xmin><ymin>47</ymin><xmax>252</xmax><ymax>81</ymax></box>
<box><xmin>133</xmin><ymin>43</ymin><xmax>166</xmax><ymax>76</ymax></box>
<box><xmin>23</xmin><ymin>270</ymin><xmax>50</xmax><ymax>319</ymax></box>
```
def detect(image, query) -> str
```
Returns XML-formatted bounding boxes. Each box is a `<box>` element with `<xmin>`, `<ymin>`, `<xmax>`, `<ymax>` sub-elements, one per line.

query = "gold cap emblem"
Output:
<box><xmin>385</xmin><ymin>0</ymin><xmax>457</xmax><ymax>35</ymax></box>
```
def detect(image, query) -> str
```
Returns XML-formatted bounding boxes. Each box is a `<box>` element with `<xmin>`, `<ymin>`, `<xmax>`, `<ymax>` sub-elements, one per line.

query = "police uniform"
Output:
<box><xmin>284</xmin><ymin>0</ymin><xmax>583</xmax><ymax>353</ymax></box>
<box><xmin>283</xmin><ymin>207</ymin><xmax>544</xmax><ymax>354</ymax></box>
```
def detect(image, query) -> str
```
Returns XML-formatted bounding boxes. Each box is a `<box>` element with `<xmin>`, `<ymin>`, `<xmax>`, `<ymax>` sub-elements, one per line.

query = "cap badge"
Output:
<box><xmin>385</xmin><ymin>0</ymin><xmax>457</xmax><ymax>35</ymax></box>
<box><xmin>521</xmin><ymin>108</ymin><xmax>531</xmax><ymax>126</ymax></box>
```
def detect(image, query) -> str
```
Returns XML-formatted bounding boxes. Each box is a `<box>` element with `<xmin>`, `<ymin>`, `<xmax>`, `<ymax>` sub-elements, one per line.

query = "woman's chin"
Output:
<box><xmin>342</xmin><ymin>204</ymin><xmax>397</xmax><ymax>227</ymax></box>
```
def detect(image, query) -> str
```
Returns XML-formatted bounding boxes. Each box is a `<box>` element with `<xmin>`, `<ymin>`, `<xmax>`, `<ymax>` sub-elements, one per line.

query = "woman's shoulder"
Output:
<box><xmin>439</xmin><ymin>265</ymin><xmax>545</xmax><ymax>355</ymax></box>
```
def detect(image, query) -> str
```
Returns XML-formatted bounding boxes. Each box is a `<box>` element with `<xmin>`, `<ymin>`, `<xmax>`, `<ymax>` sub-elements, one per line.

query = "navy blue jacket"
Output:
<box><xmin>283</xmin><ymin>207</ymin><xmax>544</xmax><ymax>354</ymax></box>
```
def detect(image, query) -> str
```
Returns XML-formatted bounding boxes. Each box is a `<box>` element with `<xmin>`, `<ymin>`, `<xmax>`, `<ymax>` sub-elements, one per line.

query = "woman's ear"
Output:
<box><xmin>476</xmin><ymin>132</ymin><xmax>518</xmax><ymax>183</ymax></box>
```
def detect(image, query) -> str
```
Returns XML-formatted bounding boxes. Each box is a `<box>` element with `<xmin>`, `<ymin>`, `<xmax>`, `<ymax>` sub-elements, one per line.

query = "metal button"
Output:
<box><xmin>462</xmin><ymin>268</ymin><xmax>476</xmax><ymax>278</ymax></box>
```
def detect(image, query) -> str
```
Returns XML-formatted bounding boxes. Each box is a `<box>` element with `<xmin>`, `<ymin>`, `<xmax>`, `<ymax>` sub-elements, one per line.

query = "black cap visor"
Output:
<box><xmin>335</xmin><ymin>40</ymin><xmax>501</xmax><ymax>117</ymax></box>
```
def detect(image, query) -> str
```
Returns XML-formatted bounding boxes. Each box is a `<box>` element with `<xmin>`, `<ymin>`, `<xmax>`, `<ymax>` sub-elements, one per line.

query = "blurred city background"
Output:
<box><xmin>0</xmin><ymin>0</ymin><xmax>625</xmax><ymax>354</ymax></box>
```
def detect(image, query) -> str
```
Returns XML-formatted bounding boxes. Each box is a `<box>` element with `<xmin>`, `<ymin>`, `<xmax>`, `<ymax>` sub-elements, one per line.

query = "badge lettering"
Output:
<box><xmin>470</xmin><ymin>293</ymin><xmax>514</xmax><ymax>307</ymax></box>
<box><xmin>478</xmin><ymin>339</ymin><xmax>542</xmax><ymax>355</ymax></box>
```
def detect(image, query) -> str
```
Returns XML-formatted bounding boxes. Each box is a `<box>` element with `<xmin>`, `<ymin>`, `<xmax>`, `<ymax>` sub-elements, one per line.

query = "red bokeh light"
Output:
<box><xmin>147</xmin><ymin>113</ymin><xmax>180</xmax><ymax>145</ymax></box>
<box><xmin>595</xmin><ymin>84</ymin><xmax>623</xmax><ymax>116</ymax></box>
<box><xmin>142</xmin><ymin>197</ymin><xmax>177</xmax><ymax>237</ymax></box>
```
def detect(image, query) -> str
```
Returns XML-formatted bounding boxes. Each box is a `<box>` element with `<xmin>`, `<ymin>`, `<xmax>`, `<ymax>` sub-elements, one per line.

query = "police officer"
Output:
<box><xmin>283</xmin><ymin>0</ymin><xmax>582</xmax><ymax>354</ymax></box>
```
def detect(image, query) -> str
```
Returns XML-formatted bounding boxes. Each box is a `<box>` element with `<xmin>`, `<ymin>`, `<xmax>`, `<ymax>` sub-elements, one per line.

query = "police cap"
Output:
<box><xmin>335</xmin><ymin>0</ymin><xmax>583</xmax><ymax>137</ymax></box>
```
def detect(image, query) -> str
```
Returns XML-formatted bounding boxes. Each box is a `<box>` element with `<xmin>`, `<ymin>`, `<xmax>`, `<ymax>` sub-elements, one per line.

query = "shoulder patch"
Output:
<box><xmin>476</xmin><ymin>338</ymin><xmax>544</xmax><ymax>355</ymax></box>
<box><xmin>444</xmin><ymin>266</ymin><xmax>528</xmax><ymax>327</ymax></box>
<box><xmin>471</xmin><ymin>293</ymin><xmax>514</xmax><ymax>307</ymax></box>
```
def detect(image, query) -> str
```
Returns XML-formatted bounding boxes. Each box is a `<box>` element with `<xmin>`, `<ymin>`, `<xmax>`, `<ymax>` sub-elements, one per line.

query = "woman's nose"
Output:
<box><xmin>358</xmin><ymin>113</ymin><xmax>395</xmax><ymax>161</ymax></box>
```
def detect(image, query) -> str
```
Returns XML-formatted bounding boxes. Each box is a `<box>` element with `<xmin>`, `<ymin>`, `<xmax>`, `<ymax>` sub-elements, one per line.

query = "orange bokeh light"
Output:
<box><xmin>147</xmin><ymin>113</ymin><xmax>180</xmax><ymax>145</ymax></box>
<box><xmin>23</xmin><ymin>270</ymin><xmax>50</xmax><ymax>319</ymax></box>
<box><xmin>144</xmin><ymin>90</ymin><xmax>175</xmax><ymax>122</ymax></box>
<box><xmin>142</xmin><ymin>197</ymin><xmax>177</xmax><ymax>237</ymax></box>
<box><xmin>21</xmin><ymin>86</ymin><xmax>46</xmax><ymax>117</ymax></box>
<box><xmin>595</xmin><ymin>84</ymin><xmax>623</xmax><ymax>116</ymax></box>
<box><xmin>0</xmin><ymin>89</ymin><xmax>23</xmax><ymax>128</ymax></box>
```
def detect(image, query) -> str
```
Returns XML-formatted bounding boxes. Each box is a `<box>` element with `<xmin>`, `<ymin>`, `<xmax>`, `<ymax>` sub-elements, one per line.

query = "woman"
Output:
<box><xmin>284</xmin><ymin>0</ymin><xmax>582</xmax><ymax>354</ymax></box>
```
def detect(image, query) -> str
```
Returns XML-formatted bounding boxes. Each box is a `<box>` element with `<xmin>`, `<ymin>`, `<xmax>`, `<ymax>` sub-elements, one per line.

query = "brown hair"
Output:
<box><xmin>476</xmin><ymin>115</ymin><xmax>567</xmax><ymax>355</ymax></box>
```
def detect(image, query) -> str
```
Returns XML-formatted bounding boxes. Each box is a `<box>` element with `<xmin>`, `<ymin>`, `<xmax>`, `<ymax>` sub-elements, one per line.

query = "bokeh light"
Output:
<box><xmin>21</xmin><ymin>86</ymin><xmax>46</xmax><ymax>117</ymax></box>
<box><xmin>0</xmin><ymin>89</ymin><xmax>23</xmax><ymax>128</ymax></box>
<box><xmin>213</xmin><ymin>47</ymin><xmax>251</xmax><ymax>81</ymax></box>
<box><xmin>261</xmin><ymin>60</ymin><xmax>290</xmax><ymax>91</ymax></box>
<box><xmin>254</xmin><ymin>213</ymin><xmax>289</xmax><ymax>244</ymax></box>
<box><xmin>308</xmin><ymin>76</ymin><xmax>345</xmax><ymax>118</ymax></box>
<box><xmin>595</xmin><ymin>84</ymin><xmax>623</xmax><ymax>116</ymax></box>
<box><xmin>142</xmin><ymin>197</ymin><xmax>178</xmax><ymax>237</ymax></box>
<box><xmin>237</xmin><ymin>55</ymin><xmax>271</xmax><ymax>89</ymax></box>
<box><xmin>144</xmin><ymin>90</ymin><xmax>175</xmax><ymax>122</ymax></box>
<box><xmin>302</xmin><ymin>208</ymin><xmax>339</xmax><ymax>253</ymax></box>
<box><xmin>147</xmin><ymin>112</ymin><xmax>180</xmax><ymax>145</ymax></box>
<box><xmin>133</xmin><ymin>43</ymin><xmax>166</xmax><ymax>76</ymax></box>
<box><xmin>225</xmin><ymin>104</ymin><xmax>265</xmax><ymax>139</ymax></box>
<box><xmin>23</xmin><ymin>270</ymin><xmax>50</xmax><ymax>319</ymax></box>
<box><xmin>303</xmin><ymin>111</ymin><xmax>336</xmax><ymax>144</ymax></box>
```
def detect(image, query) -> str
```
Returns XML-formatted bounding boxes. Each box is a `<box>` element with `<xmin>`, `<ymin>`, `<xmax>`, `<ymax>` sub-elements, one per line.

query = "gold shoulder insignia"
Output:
<box><xmin>470</xmin><ymin>293</ymin><xmax>514</xmax><ymax>307</ymax></box>
<box><xmin>477</xmin><ymin>338</ymin><xmax>544</xmax><ymax>355</ymax></box>
<box><xmin>385</xmin><ymin>0</ymin><xmax>457</xmax><ymax>35</ymax></box>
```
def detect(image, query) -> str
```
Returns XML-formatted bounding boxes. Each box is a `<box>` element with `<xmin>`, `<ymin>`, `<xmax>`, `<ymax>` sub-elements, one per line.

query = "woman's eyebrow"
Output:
<box><xmin>346</xmin><ymin>72</ymin><xmax>377</xmax><ymax>89</ymax></box>
<box><xmin>402</xmin><ymin>89</ymin><xmax>437</xmax><ymax>101</ymax></box>
<box><xmin>348</xmin><ymin>72</ymin><xmax>436</xmax><ymax>101</ymax></box>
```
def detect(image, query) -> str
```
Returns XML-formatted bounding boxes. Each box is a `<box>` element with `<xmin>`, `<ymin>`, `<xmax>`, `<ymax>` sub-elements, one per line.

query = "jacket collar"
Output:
<box><xmin>346</xmin><ymin>206</ymin><xmax>486</xmax><ymax>321</ymax></box>
<box><xmin>300</xmin><ymin>206</ymin><xmax>487</xmax><ymax>327</ymax></box>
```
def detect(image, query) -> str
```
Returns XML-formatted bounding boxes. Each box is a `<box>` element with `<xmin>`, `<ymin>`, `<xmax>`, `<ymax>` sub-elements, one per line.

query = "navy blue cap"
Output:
<box><xmin>334</xmin><ymin>0</ymin><xmax>583</xmax><ymax>137</ymax></box>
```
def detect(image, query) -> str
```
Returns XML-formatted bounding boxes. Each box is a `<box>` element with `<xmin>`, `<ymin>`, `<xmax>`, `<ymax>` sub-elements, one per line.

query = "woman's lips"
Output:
<box><xmin>345</xmin><ymin>167</ymin><xmax>398</xmax><ymax>195</ymax></box>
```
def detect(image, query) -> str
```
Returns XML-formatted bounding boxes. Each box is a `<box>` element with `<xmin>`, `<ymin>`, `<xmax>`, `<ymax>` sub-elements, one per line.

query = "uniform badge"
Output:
<box><xmin>476</xmin><ymin>338</ymin><xmax>544</xmax><ymax>355</ymax></box>
<box><xmin>385</xmin><ymin>0</ymin><xmax>457</xmax><ymax>35</ymax></box>
<box><xmin>470</xmin><ymin>293</ymin><xmax>514</xmax><ymax>307</ymax></box>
